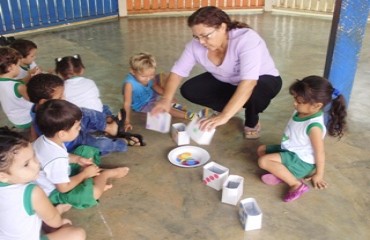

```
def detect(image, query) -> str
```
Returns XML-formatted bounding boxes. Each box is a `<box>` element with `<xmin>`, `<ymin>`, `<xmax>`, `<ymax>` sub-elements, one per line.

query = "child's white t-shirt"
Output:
<box><xmin>0</xmin><ymin>78</ymin><xmax>33</xmax><ymax>126</ymax></box>
<box><xmin>64</xmin><ymin>76</ymin><xmax>103</xmax><ymax>112</ymax></box>
<box><xmin>33</xmin><ymin>135</ymin><xmax>70</xmax><ymax>196</ymax></box>
<box><xmin>0</xmin><ymin>183</ymin><xmax>42</xmax><ymax>240</ymax></box>
<box><xmin>15</xmin><ymin>61</ymin><xmax>37</xmax><ymax>80</ymax></box>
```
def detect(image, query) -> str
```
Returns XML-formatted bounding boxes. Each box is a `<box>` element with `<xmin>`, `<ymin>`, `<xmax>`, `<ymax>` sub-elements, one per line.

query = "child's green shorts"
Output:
<box><xmin>40</xmin><ymin>235</ymin><xmax>48</xmax><ymax>240</ymax></box>
<box><xmin>48</xmin><ymin>145</ymin><xmax>101</xmax><ymax>209</ymax></box>
<box><xmin>266</xmin><ymin>144</ymin><xmax>316</xmax><ymax>179</ymax></box>
<box><xmin>48</xmin><ymin>178</ymin><xmax>98</xmax><ymax>209</ymax></box>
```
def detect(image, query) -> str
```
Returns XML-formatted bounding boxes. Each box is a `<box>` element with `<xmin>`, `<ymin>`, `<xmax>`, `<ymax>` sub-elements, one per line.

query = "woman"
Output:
<box><xmin>151</xmin><ymin>6</ymin><xmax>282</xmax><ymax>139</ymax></box>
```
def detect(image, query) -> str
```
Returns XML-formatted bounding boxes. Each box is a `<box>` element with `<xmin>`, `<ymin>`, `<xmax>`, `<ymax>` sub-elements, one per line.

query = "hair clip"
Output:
<box><xmin>332</xmin><ymin>88</ymin><xmax>340</xmax><ymax>99</ymax></box>
<box><xmin>55</xmin><ymin>57</ymin><xmax>62</xmax><ymax>62</ymax></box>
<box><xmin>73</xmin><ymin>54</ymin><xmax>79</xmax><ymax>59</ymax></box>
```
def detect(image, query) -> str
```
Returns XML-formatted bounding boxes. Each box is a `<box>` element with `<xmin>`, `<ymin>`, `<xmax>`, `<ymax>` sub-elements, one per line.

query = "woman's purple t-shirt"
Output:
<box><xmin>171</xmin><ymin>28</ymin><xmax>279</xmax><ymax>85</ymax></box>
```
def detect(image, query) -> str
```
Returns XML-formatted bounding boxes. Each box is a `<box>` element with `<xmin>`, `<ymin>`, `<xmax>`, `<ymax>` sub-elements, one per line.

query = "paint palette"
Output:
<box><xmin>168</xmin><ymin>146</ymin><xmax>210</xmax><ymax>168</ymax></box>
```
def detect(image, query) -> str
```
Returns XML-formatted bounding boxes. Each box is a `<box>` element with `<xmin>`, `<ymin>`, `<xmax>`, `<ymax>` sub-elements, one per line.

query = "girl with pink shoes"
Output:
<box><xmin>257</xmin><ymin>75</ymin><xmax>347</xmax><ymax>202</ymax></box>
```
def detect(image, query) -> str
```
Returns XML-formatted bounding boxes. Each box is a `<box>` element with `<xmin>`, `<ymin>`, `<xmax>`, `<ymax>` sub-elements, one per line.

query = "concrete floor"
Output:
<box><xmin>1</xmin><ymin>12</ymin><xmax>369</xmax><ymax>240</ymax></box>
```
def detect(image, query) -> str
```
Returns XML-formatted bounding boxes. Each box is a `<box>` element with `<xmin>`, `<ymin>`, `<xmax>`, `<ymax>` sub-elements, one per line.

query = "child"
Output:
<box><xmin>122</xmin><ymin>52</ymin><xmax>198</xmax><ymax>130</ymax></box>
<box><xmin>9</xmin><ymin>39</ymin><xmax>42</xmax><ymax>83</ymax></box>
<box><xmin>0</xmin><ymin>127</ymin><xmax>86</xmax><ymax>240</ymax></box>
<box><xmin>54</xmin><ymin>56</ymin><xmax>145</xmax><ymax>145</ymax></box>
<box><xmin>257</xmin><ymin>75</ymin><xmax>347</xmax><ymax>202</ymax></box>
<box><xmin>33</xmin><ymin>99</ymin><xmax>130</xmax><ymax>209</ymax></box>
<box><xmin>0</xmin><ymin>47</ymin><xmax>33</xmax><ymax>129</ymax></box>
<box><xmin>55</xmin><ymin>54</ymin><xmax>110</xmax><ymax>115</ymax></box>
<box><xmin>27</xmin><ymin>74</ymin><xmax>145</xmax><ymax>154</ymax></box>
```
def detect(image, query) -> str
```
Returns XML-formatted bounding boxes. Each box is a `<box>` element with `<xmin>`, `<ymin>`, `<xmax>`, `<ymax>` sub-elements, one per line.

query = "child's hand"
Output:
<box><xmin>82</xmin><ymin>164</ymin><xmax>101</xmax><ymax>178</ymax></box>
<box><xmin>61</xmin><ymin>218</ymin><xmax>72</xmax><ymax>226</ymax></box>
<box><xmin>307</xmin><ymin>174</ymin><xmax>328</xmax><ymax>189</ymax></box>
<box><xmin>124</xmin><ymin>122</ymin><xmax>133</xmax><ymax>131</ymax></box>
<box><xmin>30</xmin><ymin>66</ymin><xmax>42</xmax><ymax>76</ymax></box>
<box><xmin>77</xmin><ymin>157</ymin><xmax>93</xmax><ymax>167</ymax></box>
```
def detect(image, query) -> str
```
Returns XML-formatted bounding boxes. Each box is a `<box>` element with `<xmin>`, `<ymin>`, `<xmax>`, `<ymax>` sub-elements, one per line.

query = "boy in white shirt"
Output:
<box><xmin>33</xmin><ymin>99</ymin><xmax>129</xmax><ymax>209</ymax></box>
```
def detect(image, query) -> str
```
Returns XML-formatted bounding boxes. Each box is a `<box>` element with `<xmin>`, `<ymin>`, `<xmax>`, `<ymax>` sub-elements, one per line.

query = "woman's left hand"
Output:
<box><xmin>199</xmin><ymin>113</ymin><xmax>229</xmax><ymax>131</ymax></box>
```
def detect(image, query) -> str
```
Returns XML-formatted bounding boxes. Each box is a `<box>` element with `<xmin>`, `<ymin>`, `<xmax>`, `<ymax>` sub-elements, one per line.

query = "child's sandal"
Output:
<box><xmin>112</xmin><ymin>109</ymin><xmax>146</xmax><ymax>146</ymax></box>
<box><xmin>118</xmin><ymin>132</ymin><xmax>146</xmax><ymax>147</ymax></box>
<box><xmin>110</xmin><ymin>108</ymin><xmax>126</xmax><ymax>137</ymax></box>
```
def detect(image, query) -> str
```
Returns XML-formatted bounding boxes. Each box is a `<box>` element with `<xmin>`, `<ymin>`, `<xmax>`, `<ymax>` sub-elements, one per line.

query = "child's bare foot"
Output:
<box><xmin>112</xmin><ymin>167</ymin><xmax>129</xmax><ymax>178</ymax></box>
<box><xmin>103</xmin><ymin>167</ymin><xmax>130</xmax><ymax>179</ymax></box>
<box><xmin>104</xmin><ymin>184</ymin><xmax>113</xmax><ymax>192</ymax></box>
<box><xmin>55</xmin><ymin>204</ymin><xmax>72</xmax><ymax>214</ymax></box>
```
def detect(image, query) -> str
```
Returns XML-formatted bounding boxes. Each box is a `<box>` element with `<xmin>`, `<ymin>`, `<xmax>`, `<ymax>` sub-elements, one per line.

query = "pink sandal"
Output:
<box><xmin>261</xmin><ymin>174</ymin><xmax>283</xmax><ymax>185</ymax></box>
<box><xmin>283</xmin><ymin>182</ymin><xmax>309</xmax><ymax>202</ymax></box>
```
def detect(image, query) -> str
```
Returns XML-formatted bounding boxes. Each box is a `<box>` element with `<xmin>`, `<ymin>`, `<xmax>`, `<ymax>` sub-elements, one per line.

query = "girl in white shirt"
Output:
<box><xmin>55</xmin><ymin>54</ymin><xmax>111</xmax><ymax>115</ymax></box>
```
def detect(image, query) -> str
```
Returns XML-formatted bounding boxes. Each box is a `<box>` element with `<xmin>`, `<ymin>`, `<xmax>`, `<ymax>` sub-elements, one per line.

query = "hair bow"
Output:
<box><xmin>332</xmin><ymin>88</ymin><xmax>340</xmax><ymax>99</ymax></box>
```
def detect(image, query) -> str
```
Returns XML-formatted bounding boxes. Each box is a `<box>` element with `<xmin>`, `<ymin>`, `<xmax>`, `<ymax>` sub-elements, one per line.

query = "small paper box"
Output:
<box><xmin>146</xmin><ymin>112</ymin><xmax>171</xmax><ymax>133</ymax></box>
<box><xmin>221</xmin><ymin>175</ymin><xmax>244</xmax><ymax>205</ymax></box>
<box><xmin>171</xmin><ymin>123</ymin><xmax>190</xmax><ymax>145</ymax></box>
<box><xmin>186</xmin><ymin>115</ymin><xmax>215</xmax><ymax>145</ymax></box>
<box><xmin>202</xmin><ymin>161</ymin><xmax>229</xmax><ymax>191</ymax></box>
<box><xmin>239</xmin><ymin>198</ymin><xmax>262</xmax><ymax>231</ymax></box>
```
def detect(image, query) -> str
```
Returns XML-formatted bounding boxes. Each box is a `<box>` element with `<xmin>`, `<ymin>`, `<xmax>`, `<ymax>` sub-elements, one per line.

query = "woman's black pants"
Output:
<box><xmin>180</xmin><ymin>72</ymin><xmax>282</xmax><ymax>128</ymax></box>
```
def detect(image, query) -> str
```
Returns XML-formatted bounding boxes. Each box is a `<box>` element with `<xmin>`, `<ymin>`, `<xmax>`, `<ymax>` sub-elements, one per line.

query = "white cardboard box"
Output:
<box><xmin>186</xmin><ymin>115</ymin><xmax>215</xmax><ymax>145</ymax></box>
<box><xmin>146</xmin><ymin>112</ymin><xmax>171</xmax><ymax>133</ymax></box>
<box><xmin>238</xmin><ymin>198</ymin><xmax>262</xmax><ymax>231</ymax></box>
<box><xmin>221</xmin><ymin>175</ymin><xmax>244</xmax><ymax>205</ymax></box>
<box><xmin>171</xmin><ymin>123</ymin><xmax>190</xmax><ymax>145</ymax></box>
<box><xmin>202</xmin><ymin>161</ymin><xmax>229</xmax><ymax>191</ymax></box>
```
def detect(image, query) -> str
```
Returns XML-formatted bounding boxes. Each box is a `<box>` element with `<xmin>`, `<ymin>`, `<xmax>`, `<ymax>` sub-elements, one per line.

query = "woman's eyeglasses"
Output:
<box><xmin>193</xmin><ymin>29</ymin><xmax>217</xmax><ymax>41</ymax></box>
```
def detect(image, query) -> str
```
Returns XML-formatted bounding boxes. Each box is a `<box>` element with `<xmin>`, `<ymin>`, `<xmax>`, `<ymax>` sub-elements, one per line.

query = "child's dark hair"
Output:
<box><xmin>289</xmin><ymin>75</ymin><xmax>347</xmax><ymax>138</ymax></box>
<box><xmin>27</xmin><ymin>73</ymin><xmax>64</xmax><ymax>104</ymax></box>
<box><xmin>36</xmin><ymin>99</ymin><xmax>82</xmax><ymax>138</ymax></box>
<box><xmin>9</xmin><ymin>39</ymin><xmax>37</xmax><ymax>58</ymax></box>
<box><xmin>0</xmin><ymin>47</ymin><xmax>22</xmax><ymax>74</ymax></box>
<box><xmin>55</xmin><ymin>54</ymin><xmax>84</xmax><ymax>80</ymax></box>
<box><xmin>0</xmin><ymin>126</ymin><xmax>29</xmax><ymax>173</ymax></box>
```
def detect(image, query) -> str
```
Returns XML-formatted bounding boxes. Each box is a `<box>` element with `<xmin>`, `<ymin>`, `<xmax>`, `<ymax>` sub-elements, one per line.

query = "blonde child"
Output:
<box><xmin>0</xmin><ymin>127</ymin><xmax>86</xmax><ymax>240</ymax></box>
<box><xmin>10</xmin><ymin>39</ymin><xmax>42</xmax><ymax>83</ymax></box>
<box><xmin>33</xmin><ymin>99</ymin><xmax>130</xmax><ymax>209</ymax></box>
<box><xmin>122</xmin><ymin>52</ymin><xmax>198</xmax><ymax>131</ymax></box>
<box><xmin>257</xmin><ymin>75</ymin><xmax>347</xmax><ymax>202</ymax></box>
<box><xmin>0</xmin><ymin>47</ymin><xmax>33</xmax><ymax>129</ymax></box>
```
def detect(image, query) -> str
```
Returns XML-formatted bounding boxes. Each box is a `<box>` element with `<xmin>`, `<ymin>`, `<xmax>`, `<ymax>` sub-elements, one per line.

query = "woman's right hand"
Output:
<box><xmin>151</xmin><ymin>72</ymin><xmax>183</xmax><ymax>116</ymax></box>
<box><xmin>151</xmin><ymin>97</ymin><xmax>172</xmax><ymax>115</ymax></box>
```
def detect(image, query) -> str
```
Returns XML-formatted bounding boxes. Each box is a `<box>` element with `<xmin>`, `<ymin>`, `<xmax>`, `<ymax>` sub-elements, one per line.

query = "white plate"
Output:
<box><xmin>168</xmin><ymin>146</ymin><xmax>210</xmax><ymax>168</ymax></box>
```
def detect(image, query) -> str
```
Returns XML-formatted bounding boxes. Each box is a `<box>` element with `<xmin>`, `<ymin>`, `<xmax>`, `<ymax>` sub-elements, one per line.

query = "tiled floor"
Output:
<box><xmin>1</xmin><ymin>12</ymin><xmax>369</xmax><ymax>240</ymax></box>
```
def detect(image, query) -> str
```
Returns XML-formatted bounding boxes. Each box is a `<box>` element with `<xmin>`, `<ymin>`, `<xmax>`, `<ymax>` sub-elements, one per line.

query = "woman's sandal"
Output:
<box><xmin>244</xmin><ymin>123</ymin><xmax>261</xmax><ymax>139</ymax></box>
<box><xmin>112</xmin><ymin>109</ymin><xmax>146</xmax><ymax>146</ymax></box>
